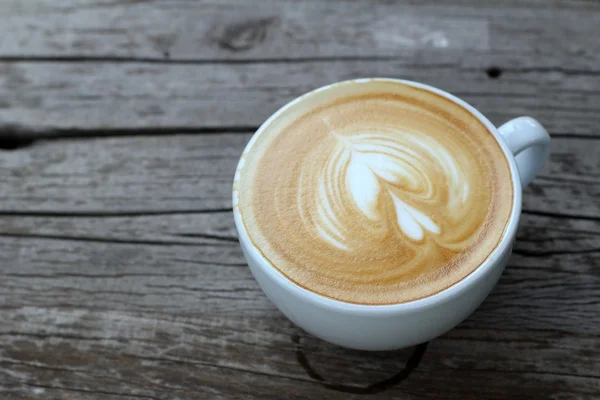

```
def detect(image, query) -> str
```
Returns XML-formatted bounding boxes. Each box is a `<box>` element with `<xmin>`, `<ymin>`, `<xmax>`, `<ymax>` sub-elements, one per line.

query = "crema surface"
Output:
<box><xmin>235</xmin><ymin>80</ymin><xmax>513</xmax><ymax>305</ymax></box>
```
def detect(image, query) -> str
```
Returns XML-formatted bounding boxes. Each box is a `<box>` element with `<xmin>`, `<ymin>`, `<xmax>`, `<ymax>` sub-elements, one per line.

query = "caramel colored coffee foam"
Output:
<box><xmin>235</xmin><ymin>80</ymin><xmax>513</xmax><ymax>305</ymax></box>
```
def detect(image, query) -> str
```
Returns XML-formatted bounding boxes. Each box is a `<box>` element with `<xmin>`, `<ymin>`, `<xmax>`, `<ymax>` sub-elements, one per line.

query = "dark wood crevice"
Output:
<box><xmin>173</xmin><ymin>232</ymin><xmax>239</xmax><ymax>242</ymax></box>
<box><xmin>437</xmin><ymin>365</ymin><xmax>600</xmax><ymax>381</ymax></box>
<box><xmin>0</xmin><ymin>133</ymin><xmax>36</xmax><ymax>150</ymax></box>
<box><xmin>2</xmin><ymin>230</ymin><xmax>596</xmax><ymax>255</ymax></box>
<box><xmin>0</xmin><ymin>209</ymin><xmax>596</xmax><ymax>223</ymax></box>
<box><xmin>486</xmin><ymin>66</ymin><xmax>503</xmax><ymax>79</ymax></box>
<box><xmin>0</xmin><ymin>127</ymin><xmax>597</xmax><ymax>154</ymax></box>
<box><xmin>535</xmin><ymin>175</ymin><xmax>600</xmax><ymax>185</ymax></box>
<box><xmin>550</xmin><ymin>133</ymin><xmax>600</xmax><ymax>140</ymax></box>
<box><xmin>0</xmin><ymin>208</ymin><xmax>233</xmax><ymax>217</ymax></box>
<box><xmin>0</xmin><ymin>232</ymin><xmax>234</xmax><ymax>246</ymax></box>
<box><xmin>512</xmin><ymin>247</ymin><xmax>600</xmax><ymax>257</ymax></box>
<box><xmin>0</xmin><ymin>331</ymin><xmax>123</xmax><ymax>342</ymax></box>
<box><xmin>0</xmin><ymin>125</ymin><xmax>257</xmax><ymax>148</ymax></box>
<box><xmin>0</xmin><ymin>55</ymin><xmax>411</xmax><ymax>64</ymax></box>
<box><xmin>0</xmin><ymin>55</ymin><xmax>599</xmax><ymax>76</ymax></box>
<box><xmin>521</xmin><ymin>209</ymin><xmax>600</xmax><ymax>222</ymax></box>
<box><xmin>1</xmin><ymin>272</ymin><xmax>195</xmax><ymax>279</ymax></box>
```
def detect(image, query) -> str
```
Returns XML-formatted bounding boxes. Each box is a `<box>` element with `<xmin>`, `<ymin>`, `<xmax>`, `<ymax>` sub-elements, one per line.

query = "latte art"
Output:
<box><xmin>235</xmin><ymin>80</ymin><xmax>513</xmax><ymax>305</ymax></box>
<box><xmin>306</xmin><ymin>128</ymin><xmax>468</xmax><ymax>250</ymax></box>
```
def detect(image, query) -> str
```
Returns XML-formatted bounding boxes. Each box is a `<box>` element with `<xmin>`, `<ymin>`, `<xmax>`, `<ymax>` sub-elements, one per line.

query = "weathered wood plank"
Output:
<box><xmin>0</xmin><ymin>133</ymin><xmax>598</xmax><ymax>398</ymax></box>
<box><xmin>0</xmin><ymin>134</ymin><xmax>247</xmax><ymax>212</ymax></box>
<box><xmin>0</xmin><ymin>135</ymin><xmax>598</xmax><ymax>217</ymax></box>
<box><xmin>2</xmin><ymin>210</ymin><xmax>597</xmax><ymax>254</ymax></box>
<box><xmin>0</xmin><ymin>228</ymin><xmax>598</xmax><ymax>398</ymax></box>
<box><xmin>0</xmin><ymin>132</ymin><xmax>598</xmax><ymax>397</ymax></box>
<box><xmin>0</xmin><ymin>230</ymin><xmax>600</xmax><ymax>398</ymax></box>
<box><xmin>0</xmin><ymin>0</ymin><xmax>599</xmax><ymax>71</ymax></box>
<box><xmin>1</xmin><ymin>304</ymin><xmax>599</xmax><ymax>399</ymax></box>
<box><xmin>0</xmin><ymin>210</ymin><xmax>598</xmax><ymax>330</ymax></box>
<box><xmin>0</xmin><ymin>61</ymin><xmax>598</xmax><ymax>135</ymax></box>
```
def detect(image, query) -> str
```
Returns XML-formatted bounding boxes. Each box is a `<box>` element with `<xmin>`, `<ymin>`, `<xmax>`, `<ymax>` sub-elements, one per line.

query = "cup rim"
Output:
<box><xmin>232</xmin><ymin>78</ymin><xmax>522</xmax><ymax>315</ymax></box>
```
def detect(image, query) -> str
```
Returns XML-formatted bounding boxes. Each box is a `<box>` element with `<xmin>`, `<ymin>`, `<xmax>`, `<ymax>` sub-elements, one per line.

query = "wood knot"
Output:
<box><xmin>486</xmin><ymin>66</ymin><xmax>503</xmax><ymax>79</ymax></box>
<box><xmin>217</xmin><ymin>17</ymin><xmax>277</xmax><ymax>52</ymax></box>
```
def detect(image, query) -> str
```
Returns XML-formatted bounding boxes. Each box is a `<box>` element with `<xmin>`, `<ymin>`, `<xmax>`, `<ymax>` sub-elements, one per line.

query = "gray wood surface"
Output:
<box><xmin>0</xmin><ymin>61</ymin><xmax>599</xmax><ymax>135</ymax></box>
<box><xmin>1</xmin><ymin>0</ymin><xmax>600</xmax><ymax>135</ymax></box>
<box><xmin>1</xmin><ymin>0</ymin><xmax>599</xmax><ymax>66</ymax></box>
<box><xmin>0</xmin><ymin>1</ymin><xmax>599</xmax><ymax>399</ymax></box>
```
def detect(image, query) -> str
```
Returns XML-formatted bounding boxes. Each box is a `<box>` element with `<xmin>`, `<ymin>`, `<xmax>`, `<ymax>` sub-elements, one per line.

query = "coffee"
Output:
<box><xmin>234</xmin><ymin>79</ymin><xmax>513</xmax><ymax>305</ymax></box>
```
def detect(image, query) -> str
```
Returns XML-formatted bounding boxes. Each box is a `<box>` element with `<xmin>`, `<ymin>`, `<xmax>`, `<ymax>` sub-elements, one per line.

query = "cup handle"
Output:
<box><xmin>497</xmin><ymin>117</ymin><xmax>551</xmax><ymax>187</ymax></box>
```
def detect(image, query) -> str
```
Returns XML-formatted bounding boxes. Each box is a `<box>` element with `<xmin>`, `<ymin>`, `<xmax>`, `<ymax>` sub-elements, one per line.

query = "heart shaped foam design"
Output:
<box><xmin>236</xmin><ymin>81</ymin><xmax>513</xmax><ymax>304</ymax></box>
<box><xmin>311</xmin><ymin>128</ymin><xmax>466</xmax><ymax>250</ymax></box>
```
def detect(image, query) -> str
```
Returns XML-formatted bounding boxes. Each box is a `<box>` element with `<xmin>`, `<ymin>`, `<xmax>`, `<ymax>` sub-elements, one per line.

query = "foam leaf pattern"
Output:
<box><xmin>307</xmin><ymin>130</ymin><xmax>466</xmax><ymax>250</ymax></box>
<box><xmin>239</xmin><ymin>86</ymin><xmax>513</xmax><ymax>305</ymax></box>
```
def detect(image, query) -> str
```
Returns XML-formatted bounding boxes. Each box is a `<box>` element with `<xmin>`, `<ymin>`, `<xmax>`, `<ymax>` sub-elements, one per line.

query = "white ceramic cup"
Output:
<box><xmin>233</xmin><ymin>78</ymin><xmax>551</xmax><ymax>351</ymax></box>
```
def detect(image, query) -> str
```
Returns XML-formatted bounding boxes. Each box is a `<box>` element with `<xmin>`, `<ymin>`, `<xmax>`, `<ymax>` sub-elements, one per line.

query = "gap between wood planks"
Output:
<box><xmin>0</xmin><ymin>55</ymin><xmax>599</xmax><ymax>76</ymax></box>
<box><xmin>0</xmin><ymin>55</ymin><xmax>599</xmax><ymax>75</ymax></box>
<box><xmin>0</xmin><ymin>208</ymin><xmax>598</xmax><ymax>221</ymax></box>
<box><xmin>0</xmin><ymin>125</ymin><xmax>598</xmax><ymax>151</ymax></box>
<box><xmin>0</xmin><ymin>208</ymin><xmax>598</xmax><ymax>252</ymax></box>
<box><xmin>0</xmin><ymin>126</ymin><xmax>257</xmax><ymax>150</ymax></box>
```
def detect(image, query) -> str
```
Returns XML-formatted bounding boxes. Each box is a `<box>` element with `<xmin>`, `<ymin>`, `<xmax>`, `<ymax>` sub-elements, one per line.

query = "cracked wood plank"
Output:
<box><xmin>0</xmin><ymin>133</ymin><xmax>599</xmax><ymax>398</ymax></box>
<box><xmin>0</xmin><ymin>61</ymin><xmax>598</xmax><ymax>135</ymax></box>
<box><xmin>0</xmin><ymin>231</ymin><xmax>598</xmax><ymax>399</ymax></box>
<box><xmin>0</xmin><ymin>134</ymin><xmax>598</xmax><ymax>217</ymax></box>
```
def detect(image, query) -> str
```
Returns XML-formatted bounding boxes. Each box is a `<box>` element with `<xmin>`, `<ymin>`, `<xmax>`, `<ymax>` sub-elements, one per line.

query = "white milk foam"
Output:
<box><xmin>235</xmin><ymin>80</ymin><xmax>513</xmax><ymax>305</ymax></box>
<box><xmin>308</xmin><ymin>127</ymin><xmax>460</xmax><ymax>249</ymax></box>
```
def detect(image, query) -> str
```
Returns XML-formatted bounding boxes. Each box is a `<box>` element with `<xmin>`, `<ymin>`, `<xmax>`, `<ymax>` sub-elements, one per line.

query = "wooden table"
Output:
<box><xmin>1</xmin><ymin>1</ymin><xmax>599</xmax><ymax>399</ymax></box>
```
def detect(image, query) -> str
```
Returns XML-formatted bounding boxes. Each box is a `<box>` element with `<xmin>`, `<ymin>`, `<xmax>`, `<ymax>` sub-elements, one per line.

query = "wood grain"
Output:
<box><xmin>0</xmin><ymin>61</ymin><xmax>598</xmax><ymax>135</ymax></box>
<box><xmin>0</xmin><ymin>133</ymin><xmax>599</xmax><ymax>398</ymax></box>
<box><xmin>0</xmin><ymin>210</ymin><xmax>598</xmax><ymax>330</ymax></box>
<box><xmin>0</xmin><ymin>0</ymin><xmax>599</xmax><ymax>69</ymax></box>
<box><xmin>1</xmin><ymin>305</ymin><xmax>599</xmax><ymax>399</ymax></box>
<box><xmin>1</xmin><ymin>0</ymin><xmax>599</xmax><ymax>398</ymax></box>
<box><xmin>0</xmin><ymin>221</ymin><xmax>598</xmax><ymax>399</ymax></box>
<box><xmin>0</xmin><ymin>135</ymin><xmax>598</xmax><ymax>217</ymax></box>
<box><xmin>0</xmin><ymin>0</ymin><xmax>599</xmax><ymax>136</ymax></box>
